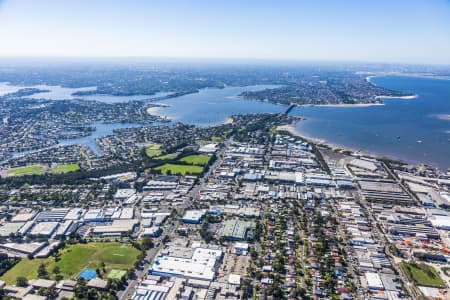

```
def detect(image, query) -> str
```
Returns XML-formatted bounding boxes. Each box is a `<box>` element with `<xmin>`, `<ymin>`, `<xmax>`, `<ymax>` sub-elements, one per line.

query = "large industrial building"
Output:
<box><xmin>150</xmin><ymin>246</ymin><xmax>223</xmax><ymax>281</ymax></box>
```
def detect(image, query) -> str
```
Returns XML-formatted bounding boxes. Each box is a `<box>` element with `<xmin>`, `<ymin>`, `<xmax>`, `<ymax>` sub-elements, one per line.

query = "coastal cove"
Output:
<box><xmin>148</xmin><ymin>85</ymin><xmax>284</xmax><ymax>126</ymax></box>
<box><xmin>290</xmin><ymin>76</ymin><xmax>450</xmax><ymax>170</ymax></box>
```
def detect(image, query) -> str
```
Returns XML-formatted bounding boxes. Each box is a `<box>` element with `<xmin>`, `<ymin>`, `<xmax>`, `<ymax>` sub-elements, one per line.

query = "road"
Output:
<box><xmin>118</xmin><ymin>139</ymin><xmax>230</xmax><ymax>300</ymax></box>
<box><xmin>360</xmin><ymin>193</ymin><xmax>420</xmax><ymax>299</ymax></box>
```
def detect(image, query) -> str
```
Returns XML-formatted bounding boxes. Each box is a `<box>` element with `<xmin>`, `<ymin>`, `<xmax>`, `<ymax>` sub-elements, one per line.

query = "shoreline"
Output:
<box><xmin>277</xmin><ymin>120</ymin><xmax>447</xmax><ymax>171</ymax></box>
<box><xmin>225</xmin><ymin>117</ymin><xmax>233</xmax><ymax>124</ymax></box>
<box><xmin>147</xmin><ymin>104</ymin><xmax>170</xmax><ymax>115</ymax></box>
<box><xmin>375</xmin><ymin>94</ymin><xmax>418</xmax><ymax>100</ymax></box>
<box><xmin>277</xmin><ymin>120</ymin><xmax>409</xmax><ymax>166</ymax></box>
<box><xmin>365</xmin><ymin>73</ymin><xmax>450</xmax><ymax>82</ymax></box>
<box><xmin>146</xmin><ymin>107</ymin><xmax>160</xmax><ymax>115</ymax></box>
<box><xmin>366</xmin><ymin>75</ymin><xmax>375</xmax><ymax>83</ymax></box>
<box><xmin>299</xmin><ymin>103</ymin><xmax>384</xmax><ymax>108</ymax></box>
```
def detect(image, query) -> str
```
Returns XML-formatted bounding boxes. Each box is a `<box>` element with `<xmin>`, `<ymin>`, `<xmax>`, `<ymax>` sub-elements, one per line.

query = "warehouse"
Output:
<box><xmin>141</xmin><ymin>227</ymin><xmax>162</xmax><ymax>238</ymax></box>
<box><xmin>0</xmin><ymin>242</ymin><xmax>46</xmax><ymax>256</ymax></box>
<box><xmin>144</xmin><ymin>180</ymin><xmax>178</xmax><ymax>191</ymax></box>
<box><xmin>64</xmin><ymin>208</ymin><xmax>86</xmax><ymax>220</ymax></box>
<box><xmin>348</xmin><ymin>159</ymin><xmax>378</xmax><ymax>172</ymax></box>
<box><xmin>36</xmin><ymin>208</ymin><xmax>70</xmax><ymax>222</ymax></box>
<box><xmin>90</xmin><ymin>219</ymin><xmax>138</xmax><ymax>236</ymax></box>
<box><xmin>388</xmin><ymin>224</ymin><xmax>440</xmax><ymax>239</ymax></box>
<box><xmin>365</xmin><ymin>272</ymin><xmax>384</xmax><ymax>290</ymax></box>
<box><xmin>84</xmin><ymin>209</ymin><xmax>106</xmax><ymax>222</ymax></box>
<box><xmin>234</xmin><ymin>242</ymin><xmax>249</xmax><ymax>255</ymax></box>
<box><xmin>119</xmin><ymin>207</ymin><xmax>134</xmax><ymax>219</ymax></box>
<box><xmin>220</xmin><ymin>219</ymin><xmax>255</xmax><ymax>241</ymax></box>
<box><xmin>114</xmin><ymin>188</ymin><xmax>136</xmax><ymax>201</ymax></box>
<box><xmin>0</xmin><ymin>222</ymin><xmax>25</xmax><ymax>237</ymax></box>
<box><xmin>182</xmin><ymin>210</ymin><xmax>206</xmax><ymax>224</ymax></box>
<box><xmin>11</xmin><ymin>212</ymin><xmax>36</xmax><ymax>223</ymax></box>
<box><xmin>429</xmin><ymin>215</ymin><xmax>450</xmax><ymax>230</ymax></box>
<box><xmin>55</xmin><ymin>220</ymin><xmax>74</xmax><ymax>237</ymax></box>
<box><xmin>150</xmin><ymin>246</ymin><xmax>223</xmax><ymax>281</ymax></box>
<box><xmin>29</xmin><ymin>222</ymin><xmax>59</xmax><ymax>237</ymax></box>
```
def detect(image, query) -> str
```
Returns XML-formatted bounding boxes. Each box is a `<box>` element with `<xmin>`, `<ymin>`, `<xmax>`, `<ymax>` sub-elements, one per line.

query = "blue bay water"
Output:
<box><xmin>151</xmin><ymin>85</ymin><xmax>284</xmax><ymax>126</ymax></box>
<box><xmin>56</xmin><ymin>85</ymin><xmax>283</xmax><ymax>153</ymax></box>
<box><xmin>291</xmin><ymin>76</ymin><xmax>450</xmax><ymax>170</ymax></box>
<box><xmin>58</xmin><ymin>122</ymin><xmax>143</xmax><ymax>155</ymax></box>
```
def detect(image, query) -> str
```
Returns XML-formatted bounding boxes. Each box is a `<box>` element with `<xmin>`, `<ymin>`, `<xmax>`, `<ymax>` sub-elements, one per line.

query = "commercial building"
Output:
<box><xmin>365</xmin><ymin>272</ymin><xmax>384</xmax><ymax>290</ymax></box>
<box><xmin>0</xmin><ymin>222</ymin><xmax>25</xmax><ymax>237</ymax></box>
<box><xmin>90</xmin><ymin>219</ymin><xmax>138</xmax><ymax>237</ymax></box>
<box><xmin>429</xmin><ymin>215</ymin><xmax>450</xmax><ymax>230</ymax></box>
<box><xmin>150</xmin><ymin>246</ymin><xmax>223</xmax><ymax>281</ymax></box>
<box><xmin>199</xmin><ymin>143</ymin><xmax>217</xmax><ymax>153</ymax></box>
<box><xmin>348</xmin><ymin>159</ymin><xmax>379</xmax><ymax>172</ymax></box>
<box><xmin>182</xmin><ymin>210</ymin><xmax>206</xmax><ymax>224</ymax></box>
<box><xmin>141</xmin><ymin>227</ymin><xmax>162</xmax><ymax>238</ymax></box>
<box><xmin>114</xmin><ymin>189</ymin><xmax>136</xmax><ymax>201</ymax></box>
<box><xmin>36</xmin><ymin>208</ymin><xmax>70</xmax><ymax>222</ymax></box>
<box><xmin>220</xmin><ymin>219</ymin><xmax>255</xmax><ymax>241</ymax></box>
<box><xmin>29</xmin><ymin>222</ymin><xmax>59</xmax><ymax>237</ymax></box>
<box><xmin>234</xmin><ymin>242</ymin><xmax>249</xmax><ymax>255</ymax></box>
<box><xmin>64</xmin><ymin>208</ymin><xmax>86</xmax><ymax>220</ymax></box>
<box><xmin>11</xmin><ymin>212</ymin><xmax>36</xmax><ymax>223</ymax></box>
<box><xmin>0</xmin><ymin>242</ymin><xmax>47</xmax><ymax>256</ymax></box>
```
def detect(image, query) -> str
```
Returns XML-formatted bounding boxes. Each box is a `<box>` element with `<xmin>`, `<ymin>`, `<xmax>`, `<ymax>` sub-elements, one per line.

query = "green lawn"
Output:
<box><xmin>51</xmin><ymin>163</ymin><xmax>80</xmax><ymax>174</ymax></box>
<box><xmin>7</xmin><ymin>165</ymin><xmax>45</xmax><ymax>176</ymax></box>
<box><xmin>145</xmin><ymin>144</ymin><xmax>163</xmax><ymax>157</ymax></box>
<box><xmin>211</xmin><ymin>136</ymin><xmax>225</xmax><ymax>142</ymax></box>
<box><xmin>154</xmin><ymin>163</ymin><xmax>204</xmax><ymax>175</ymax></box>
<box><xmin>0</xmin><ymin>257</ymin><xmax>51</xmax><ymax>283</ymax></box>
<box><xmin>0</xmin><ymin>242</ymin><xmax>140</xmax><ymax>284</ymax></box>
<box><xmin>154</xmin><ymin>153</ymin><xmax>178</xmax><ymax>160</ymax></box>
<box><xmin>107</xmin><ymin>269</ymin><xmax>127</xmax><ymax>279</ymax></box>
<box><xmin>178</xmin><ymin>154</ymin><xmax>211</xmax><ymax>166</ymax></box>
<box><xmin>400</xmin><ymin>262</ymin><xmax>445</xmax><ymax>288</ymax></box>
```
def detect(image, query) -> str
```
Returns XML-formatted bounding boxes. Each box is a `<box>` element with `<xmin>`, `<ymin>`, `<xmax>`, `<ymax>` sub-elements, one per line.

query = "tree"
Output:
<box><xmin>52</xmin><ymin>266</ymin><xmax>60</xmax><ymax>274</ymax></box>
<box><xmin>74</xmin><ymin>279</ymin><xmax>88</xmax><ymax>299</ymax></box>
<box><xmin>55</xmin><ymin>274</ymin><xmax>63</xmax><ymax>281</ymax></box>
<box><xmin>38</xmin><ymin>263</ymin><xmax>48</xmax><ymax>278</ymax></box>
<box><xmin>16</xmin><ymin>276</ymin><xmax>28</xmax><ymax>287</ymax></box>
<box><xmin>142</xmin><ymin>237</ymin><xmax>154</xmax><ymax>250</ymax></box>
<box><xmin>38</xmin><ymin>286</ymin><xmax>57</xmax><ymax>298</ymax></box>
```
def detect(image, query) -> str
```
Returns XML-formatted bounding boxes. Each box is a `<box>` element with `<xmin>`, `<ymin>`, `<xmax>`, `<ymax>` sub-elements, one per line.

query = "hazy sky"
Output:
<box><xmin>1</xmin><ymin>0</ymin><xmax>450</xmax><ymax>64</ymax></box>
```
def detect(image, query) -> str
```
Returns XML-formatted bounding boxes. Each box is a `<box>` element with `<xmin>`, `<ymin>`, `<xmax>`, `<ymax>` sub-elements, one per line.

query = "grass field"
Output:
<box><xmin>7</xmin><ymin>164</ymin><xmax>45</xmax><ymax>176</ymax></box>
<box><xmin>0</xmin><ymin>257</ymin><xmax>50</xmax><ymax>283</ymax></box>
<box><xmin>400</xmin><ymin>262</ymin><xmax>445</xmax><ymax>288</ymax></box>
<box><xmin>0</xmin><ymin>242</ymin><xmax>140</xmax><ymax>284</ymax></box>
<box><xmin>107</xmin><ymin>269</ymin><xmax>127</xmax><ymax>279</ymax></box>
<box><xmin>154</xmin><ymin>163</ymin><xmax>204</xmax><ymax>175</ymax></box>
<box><xmin>155</xmin><ymin>153</ymin><xmax>178</xmax><ymax>160</ymax></box>
<box><xmin>51</xmin><ymin>163</ymin><xmax>80</xmax><ymax>174</ymax></box>
<box><xmin>178</xmin><ymin>154</ymin><xmax>211</xmax><ymax>166</ymax></box>
<box><xmin>145</xmin><ymin>143</ymin><xmax>163</xmax><ymax>157</ymax></box>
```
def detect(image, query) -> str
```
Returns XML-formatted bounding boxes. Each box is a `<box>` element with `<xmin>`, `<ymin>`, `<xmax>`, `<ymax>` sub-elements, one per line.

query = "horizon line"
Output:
<box><xmin>0</xmin><ymin>55</ymin><xmax>448</xmax><ymax>67</ymax></box>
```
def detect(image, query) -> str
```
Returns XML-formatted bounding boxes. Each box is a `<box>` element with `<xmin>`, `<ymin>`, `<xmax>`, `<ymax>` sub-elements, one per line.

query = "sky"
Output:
<box><xmin>0</xmin><ymin>0</ymin><xmax>450</xmax><ymax>64</ymax></box>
